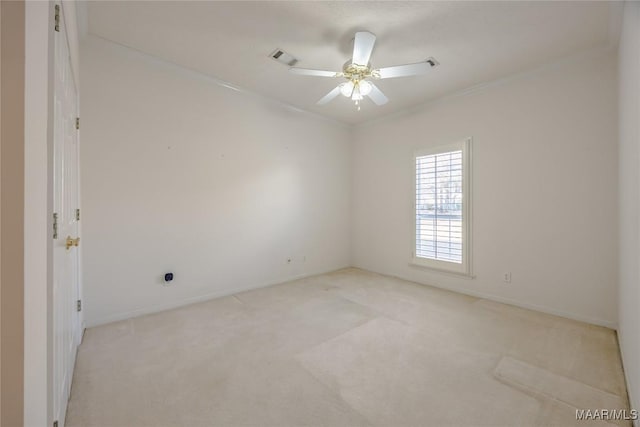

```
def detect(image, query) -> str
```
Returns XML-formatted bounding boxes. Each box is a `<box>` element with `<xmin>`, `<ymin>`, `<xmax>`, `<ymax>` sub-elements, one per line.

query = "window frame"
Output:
<box><xmin>411</xmin><ymin>138</ymin><xmax>473</xmax><ymax>277</ymax></box>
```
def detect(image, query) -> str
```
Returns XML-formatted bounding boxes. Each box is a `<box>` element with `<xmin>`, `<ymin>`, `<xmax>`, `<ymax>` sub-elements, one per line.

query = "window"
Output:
<box><xmin>413</xmin><ymin>139</ymin><xmax>472</xmax><ymax>275</ymax></box>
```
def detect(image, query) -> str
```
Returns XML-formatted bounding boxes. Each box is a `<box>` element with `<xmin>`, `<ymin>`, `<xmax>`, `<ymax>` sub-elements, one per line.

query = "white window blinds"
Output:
<box><xmin>415</xmin><ymin>149</ymin><xmax>464</xmax><ymax>264</ymax></box>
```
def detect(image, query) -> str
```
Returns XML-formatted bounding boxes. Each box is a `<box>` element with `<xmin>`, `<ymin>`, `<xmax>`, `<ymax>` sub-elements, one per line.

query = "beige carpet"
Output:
<box><xmin>66</xmin><ymin>268</ymin><xmax>631</xmax><ymax>427</ymax></box>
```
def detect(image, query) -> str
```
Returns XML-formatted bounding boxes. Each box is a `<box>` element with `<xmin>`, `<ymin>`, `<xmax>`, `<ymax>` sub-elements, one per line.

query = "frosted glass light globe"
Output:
<box><xmin>359</xmin><ymin>80</ymin><xmax>372</xmax><ymax>96</ymax></box>
<box><xmin>340</xmin><ymin>81</ymin><xmax>354</xmax><ymax>97</ymax></box>
<box><xmin>351</xmin><ymin>86</ymin><xmax>363</xmax><ymax>101</ymax></box>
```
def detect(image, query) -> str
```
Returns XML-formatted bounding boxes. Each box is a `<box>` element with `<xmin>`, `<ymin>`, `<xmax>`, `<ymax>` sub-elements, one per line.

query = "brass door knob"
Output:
<box><xmin>66</xmin><ymin>236</ymin><xmax>80</xmax><ymax>250</ymax></box>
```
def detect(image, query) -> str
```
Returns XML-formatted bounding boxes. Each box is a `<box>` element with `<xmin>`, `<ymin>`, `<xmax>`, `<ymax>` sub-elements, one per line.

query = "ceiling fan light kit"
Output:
<box><xmin>287</xmin><ymin>31</ymin><xmax>438</xmax><ymax>110</ymax></box>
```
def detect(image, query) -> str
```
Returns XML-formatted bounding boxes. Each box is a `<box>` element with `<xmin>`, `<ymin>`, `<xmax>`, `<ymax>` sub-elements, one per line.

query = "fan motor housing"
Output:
<box><xmin>342</xmin><ymin>61</ymin><xmax>378</xmax><ymax>81</ymax></box>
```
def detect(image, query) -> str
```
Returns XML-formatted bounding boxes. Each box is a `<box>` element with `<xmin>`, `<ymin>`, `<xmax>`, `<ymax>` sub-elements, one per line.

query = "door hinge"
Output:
<box><xmin>76</xmin><ymin>208</ymin><xmax>80</xmax><ymax>221</ymax></box>
<box><xmin>53</xmin><ymin>212</ymin><xmax>59</xmax><ymax>239</ymax></box>
<box><xmin>77</xmin><ymin>300</ymin><xmax>82</xmax><ymax>312</ymax></box>
<box><xmin>75</xmin><ymin>117</ymin><xmax>80</xmax><ymax>130</ymax></box>
<box><xmin>54</xmin><ymin>4</ymin><xmax>60</xmax><ymax>32</ymax></box>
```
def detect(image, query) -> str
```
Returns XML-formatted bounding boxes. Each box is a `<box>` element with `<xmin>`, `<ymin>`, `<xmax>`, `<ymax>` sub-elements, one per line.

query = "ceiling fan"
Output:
<box><xmin>289</xmin><ymin>31</ymin><xmax>438</xmax><ymax>110</ymax></box>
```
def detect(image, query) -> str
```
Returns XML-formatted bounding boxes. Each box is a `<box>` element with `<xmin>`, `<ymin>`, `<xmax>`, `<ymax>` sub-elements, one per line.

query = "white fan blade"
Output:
<box><xmin>377</xmin><ymin>61</ymin><xmax>434</xmax><ymax>79</ymax></box>
<box><xmin>317</xmin><ymin>86</ymin><xmax>342</xmax><ymax>105</ymax></box>
<box><xmin>367</xmin><ymin>83</ymin><xmax>388</xmax><ymax>105</ymax></box>
<box><xmin>289</xmin><ymin>68</ymin><xmax>338</xmax><ymax>77</ymax></box>
<box><xmin>352</xmin><ymin>31</ymin><xmax>376</xmax><ymax>66</ymax></box>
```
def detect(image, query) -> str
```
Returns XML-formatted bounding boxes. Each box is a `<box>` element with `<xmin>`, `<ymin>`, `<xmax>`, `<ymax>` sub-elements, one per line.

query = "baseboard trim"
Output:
<box><xmin>87</xmin><ymin>264</ymin><xmax>617</xmax><ymax>330</ymax></box>
<box><xmin>355</xmin><ymin>266</ymin><xmax>618</xmax><ymax>330</ymax></box>
<box><xmin>85</xmin><ymin>265</ymin><xmax>351</xmax><ymax>328</ymax></box>
<box><xmin>618</xmin><ymin>334</ymin><xmax>639</xmax><ymax>427</ymax></box>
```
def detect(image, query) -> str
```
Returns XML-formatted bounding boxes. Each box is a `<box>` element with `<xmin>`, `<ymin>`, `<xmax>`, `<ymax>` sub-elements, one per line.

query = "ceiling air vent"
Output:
<box><xmin>270</xmin><ymin>49</ymin><xmax>298</xmax><ymax>67</ymax></box>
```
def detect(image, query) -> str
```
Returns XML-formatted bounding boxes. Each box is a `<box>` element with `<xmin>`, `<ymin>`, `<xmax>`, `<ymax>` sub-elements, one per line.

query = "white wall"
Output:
<box><xmin>81</xmin><ymin>36</ymin><xmax>352</xmax><ymax>327</ymax></box>
<box><xmin>618</xmin><ymin>0</ymin><xmax>640</xmax><ymax>419</ymax></box>
<box><xmin>352</xmin><ymin>48</ymin><xmax>618</xmax><ymax>328</ymax></box>
<box><xmin>24</xmin><ymin>1</ymin><xmax>55</xmax><ymax>425</ymax></box>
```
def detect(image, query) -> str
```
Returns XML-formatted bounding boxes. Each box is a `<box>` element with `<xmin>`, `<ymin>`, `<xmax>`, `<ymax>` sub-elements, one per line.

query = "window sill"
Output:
<box><xmin>409</xmin><ymin>260</ymin><xmax>475</xmax><ymax>279</ymax></box>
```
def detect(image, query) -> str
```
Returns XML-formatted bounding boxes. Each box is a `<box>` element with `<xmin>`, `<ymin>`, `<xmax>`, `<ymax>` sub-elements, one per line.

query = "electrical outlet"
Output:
<box><xmin>503</xmin><ymin>272</ymin><xmax>512</xmax><ymax>283</ymax></box>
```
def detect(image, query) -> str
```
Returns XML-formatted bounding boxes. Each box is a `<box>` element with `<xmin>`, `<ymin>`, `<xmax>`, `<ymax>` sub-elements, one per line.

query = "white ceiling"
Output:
<box><xmin>85</xmin><ymin>1</ymin><xmax>616</xmax><ymax>125</ymax></box>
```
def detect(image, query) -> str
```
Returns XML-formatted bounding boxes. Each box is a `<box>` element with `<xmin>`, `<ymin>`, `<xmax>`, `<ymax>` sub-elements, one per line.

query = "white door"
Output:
<box><xmin>53</xmin><ymin>3</ymin><xmax>81</xmax><ymax>426</ymax></box>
